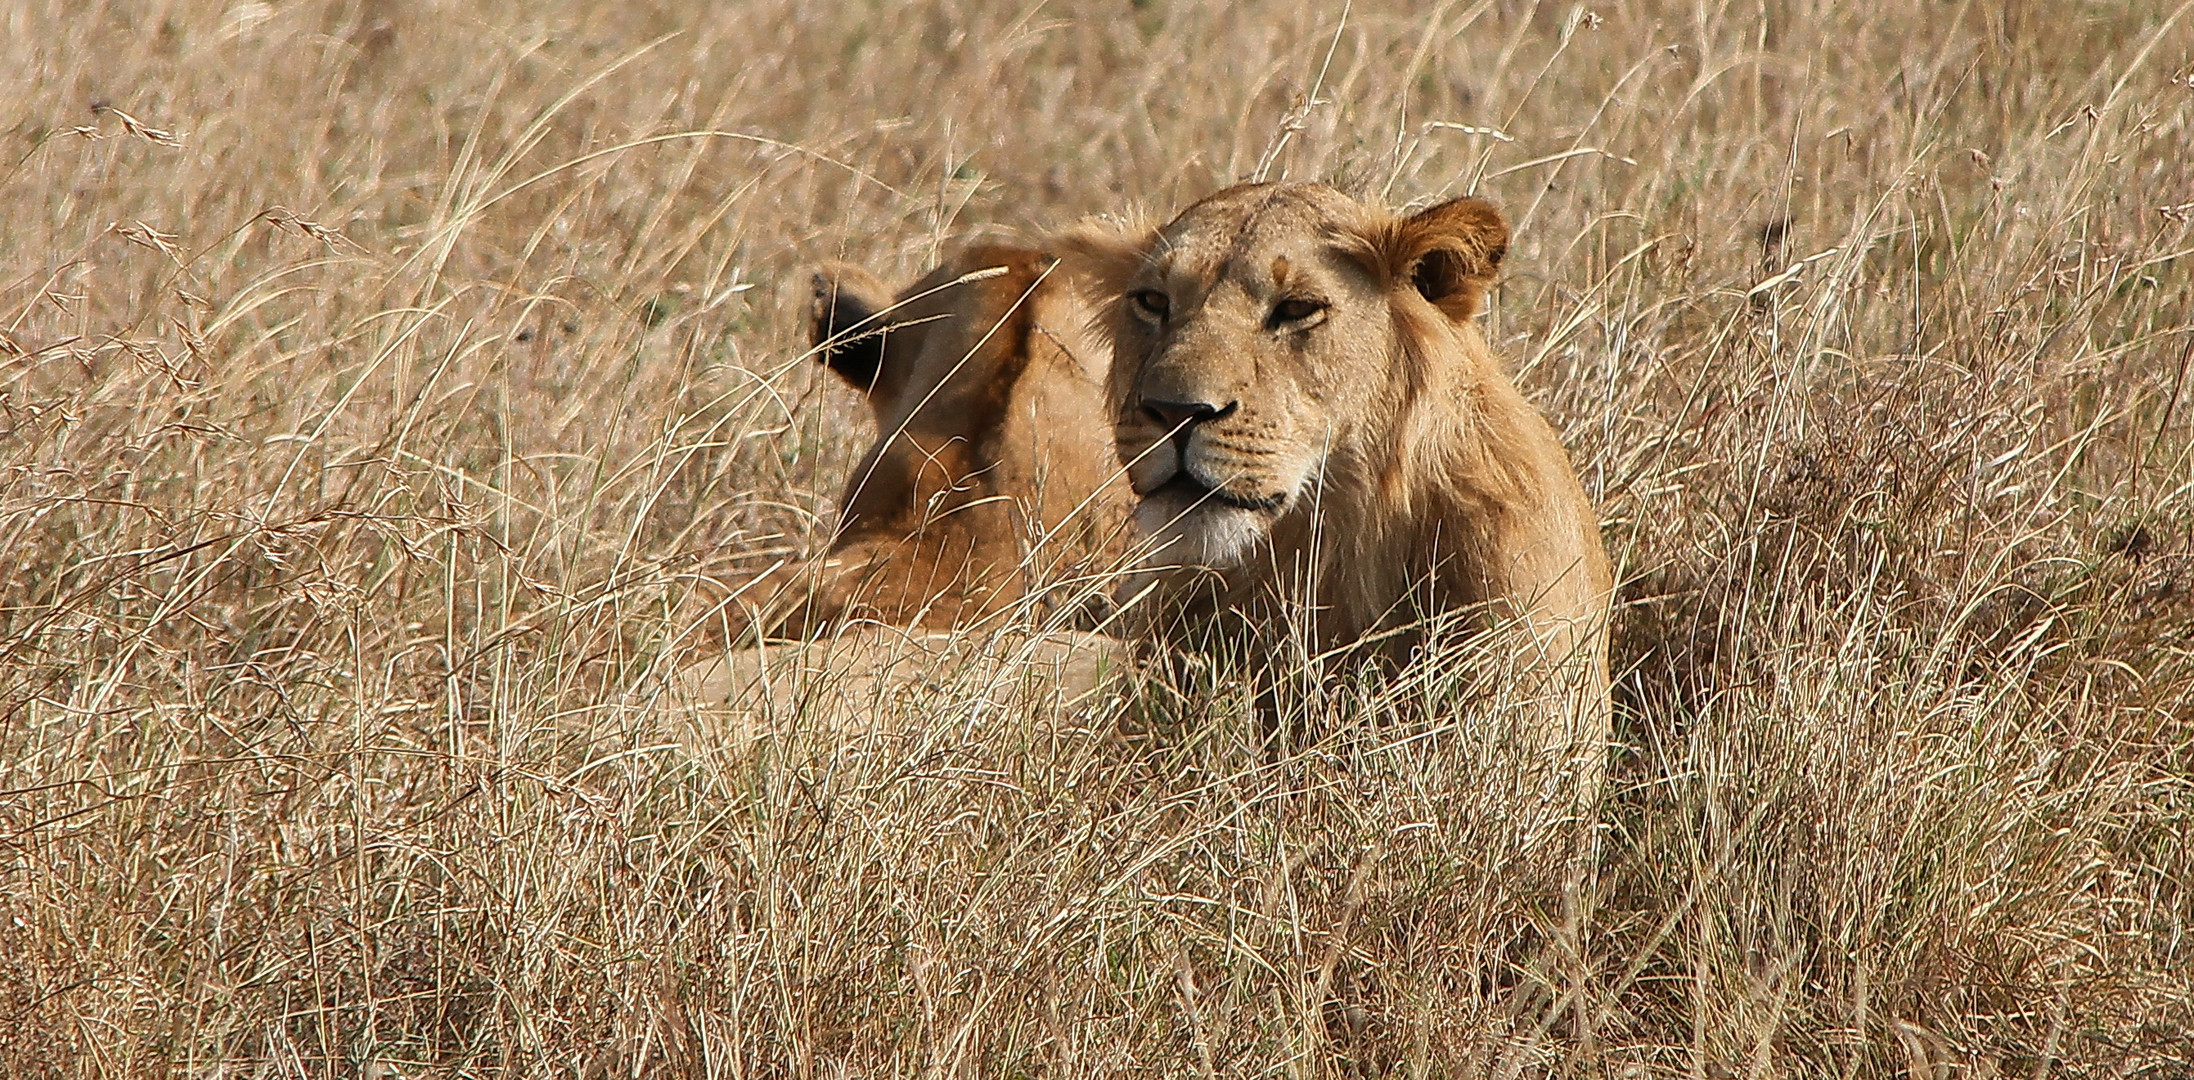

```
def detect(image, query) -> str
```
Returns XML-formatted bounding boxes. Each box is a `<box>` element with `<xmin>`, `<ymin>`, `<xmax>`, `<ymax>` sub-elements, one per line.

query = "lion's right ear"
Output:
<box><xmin>809</xmin><ymin>263</ymin><xmax>895</xmax><ymax>392</ymax></box>
<box><xmin>1052</xmin><ymin>218</ymin><xmax>1156</xmax><ymax>302</ymax></box>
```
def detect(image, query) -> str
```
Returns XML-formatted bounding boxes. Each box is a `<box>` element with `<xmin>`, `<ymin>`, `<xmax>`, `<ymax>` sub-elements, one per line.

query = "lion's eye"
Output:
<box><xmin>1271</xmin><ymin>297</ymin><xmax>1328</xmax><ymax>326</ymax></box>
<box><xmin>1129</xmin><ymin>289</ymin><xmax>1170</xmax><ymax>321</ymax></box>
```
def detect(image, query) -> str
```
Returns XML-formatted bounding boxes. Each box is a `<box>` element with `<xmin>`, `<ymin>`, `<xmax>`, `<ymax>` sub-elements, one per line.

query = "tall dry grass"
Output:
<box><xmin>4</xmin><ymin>0</ymin><xmax>2192</xmax><ymax>1075</ymax></box>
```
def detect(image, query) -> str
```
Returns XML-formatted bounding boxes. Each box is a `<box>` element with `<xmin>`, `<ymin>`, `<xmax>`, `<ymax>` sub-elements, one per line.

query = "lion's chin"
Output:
<box><xmin>1134</xmin><ymin>475</ymin><xmax>1270</xmax><ymax>570</ymax></box>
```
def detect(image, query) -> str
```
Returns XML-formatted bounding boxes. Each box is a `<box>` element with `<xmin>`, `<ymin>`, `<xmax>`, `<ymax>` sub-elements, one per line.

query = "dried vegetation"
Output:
<box><xmin>3</xmin><ymin>0</ymin><xmax>2191</xmax><ymax>1075</ymax></box>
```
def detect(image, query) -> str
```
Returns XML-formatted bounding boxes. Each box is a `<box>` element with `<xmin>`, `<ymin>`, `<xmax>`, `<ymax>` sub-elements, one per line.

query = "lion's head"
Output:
<box><xmin>1068</xmin><ymin>184</ymin><xmax>1512</xmax><ymax>573</ymax></box>
<box><xmin>1063</xmin><ymin>182</ymin><xmax>1609</xmax><ymax>675</ymax></box>
<box><xmin>774</xmin><ymin>245</ymin><xmax>1130</xmax><ymax>634</ymax></box>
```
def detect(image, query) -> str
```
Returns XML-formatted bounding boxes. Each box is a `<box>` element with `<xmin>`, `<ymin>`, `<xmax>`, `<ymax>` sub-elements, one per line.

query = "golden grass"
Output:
<box><xmin>4</xmin><ymin>0</ymin><xmax>2192</xmax><ymax>1075</ymax></box>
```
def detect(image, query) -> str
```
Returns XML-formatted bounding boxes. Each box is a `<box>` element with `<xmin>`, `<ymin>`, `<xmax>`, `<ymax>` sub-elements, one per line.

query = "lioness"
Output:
<box><xmin>681</xmin><ymin>246</ymin><xmax>1135</xmax><ymax>726</ymax></box>
<box><xmin>728</xmin><ymin>245</ymin><xmax>1133</xmax><ymax>638</ymax></box>
<box><xmin>1062</xmin><ymin>183</ymin><xmax>1612</xmax><ymax>778</ymax></box>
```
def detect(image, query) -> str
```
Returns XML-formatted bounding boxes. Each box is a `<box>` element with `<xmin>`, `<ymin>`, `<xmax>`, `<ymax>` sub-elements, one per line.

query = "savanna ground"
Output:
<box><xmin>4</xmin><ymin>0</ymin><xmax>2194</xmax><ymax>1075</ymax></box>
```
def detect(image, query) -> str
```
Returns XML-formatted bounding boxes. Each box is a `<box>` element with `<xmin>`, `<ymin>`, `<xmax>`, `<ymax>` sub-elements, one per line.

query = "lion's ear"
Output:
<box><xmin>810</xmin><ymin>262</ymin><xmax>895</xmax><ymax>392</ymax></box>
<box><xmin>1052</xmin><ymin>218</ymin><xmax>1156</xmax><ymax>301</ymax></box>
<box><xmin>1386</xmin><ymin>197</ymin><xmax>1508</xmax><ymax>320</ymax></box>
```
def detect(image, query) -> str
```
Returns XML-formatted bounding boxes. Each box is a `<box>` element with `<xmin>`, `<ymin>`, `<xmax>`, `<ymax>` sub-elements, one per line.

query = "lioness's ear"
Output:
<box><xmin>1378</xmin><ymin>197</ymin><xmax>1508</xmax><ymax>320</ymax></box>
<box><xmin>809</xmin><ymin>262</ymin><xmax>895</xmax><ymax>392</ymax></box>
<box><xmin>1052</xmin><ymin>218</ymin><xmax>1157</xmax><ymax>301</ymax></box>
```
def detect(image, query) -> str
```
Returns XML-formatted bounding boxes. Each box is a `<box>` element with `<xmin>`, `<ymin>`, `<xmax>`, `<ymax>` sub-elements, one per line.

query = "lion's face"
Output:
<box><xmin>1091</xmin><ymin>183</ymin><xmax>1507</xmax><ymax>570</ymax></box>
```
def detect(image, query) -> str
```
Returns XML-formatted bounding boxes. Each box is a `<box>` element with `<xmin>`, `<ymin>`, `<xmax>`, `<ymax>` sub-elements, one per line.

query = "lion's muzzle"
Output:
<box><xmin>1122</xmin><ymin>406</ymin><xmax>1289</xmax><ymax>513</ymax></box>
<box><xmin>1117</xmin><ymin>403</ymin><xmax>1298</xmax><ymax>571</ymax></box>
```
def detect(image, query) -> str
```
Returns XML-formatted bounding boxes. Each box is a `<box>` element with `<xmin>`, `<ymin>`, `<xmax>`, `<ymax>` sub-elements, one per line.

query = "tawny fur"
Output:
<box><xmin>727</xmin><ymin>246</ymin><xmax>1134</xmax><ymax>641</ymax></box>
<box><xmin>1059</xmin><ymin>183</ymin><xmax>1613</xmax><ymax>764</ymax></box>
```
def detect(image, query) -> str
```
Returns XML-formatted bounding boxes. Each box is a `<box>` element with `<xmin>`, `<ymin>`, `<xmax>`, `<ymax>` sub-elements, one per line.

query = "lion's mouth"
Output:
<box><xmin>1129</xmin><ymin>461</ymin><xmax>1287</xmax><ymax>571</ymax></box>
<box><xmin>1150</xmin><ymin>470</ymin><xmax>1287</xmax><ymax>514</ymax></box>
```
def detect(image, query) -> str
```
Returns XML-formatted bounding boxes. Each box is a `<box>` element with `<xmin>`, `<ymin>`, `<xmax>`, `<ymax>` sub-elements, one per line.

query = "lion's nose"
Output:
<box><xmin>1143</xmin><ymin>398</ymin><xmax>1235</xmax><ymax>433</ymax></box>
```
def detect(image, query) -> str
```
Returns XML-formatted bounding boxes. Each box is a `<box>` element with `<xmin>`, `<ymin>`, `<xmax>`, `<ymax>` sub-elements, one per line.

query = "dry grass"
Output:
<box><xmin>5</xmin><ymin>0</ymin><xmax>2193</xmax><ymax>1075</ymax></box>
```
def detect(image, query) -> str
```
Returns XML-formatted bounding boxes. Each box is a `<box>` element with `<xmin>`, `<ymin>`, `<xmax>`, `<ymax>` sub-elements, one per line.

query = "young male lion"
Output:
<box><xmin>1062</xmin><ymin>183</ymin><xmax>1613</xmax><ymax>785</ymax></box>
<box><xmin>680</xmin><ymin>247</ymin><xmax>1135</xmax><ymax>723</ymax></box>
